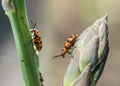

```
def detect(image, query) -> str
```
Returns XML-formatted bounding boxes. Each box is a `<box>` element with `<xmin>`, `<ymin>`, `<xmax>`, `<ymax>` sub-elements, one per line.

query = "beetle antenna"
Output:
<box><xmin>30</xmin><ymin>19</ymin><xmax>37</xmax><ymax>30</ymax></box>
<box><xmin>30</xmin><ymin>19</ymin><xmax>34</xmax><ymax>29</ymax></box>
<box><xmin>34</xmin><ymin>23</ymin><xmax>36</xmax><ymax>29</ymax></box>
<box><xmin>52</xmin><ymin>54</ymin><xmax>63</xmax><ymax>59</ymax></box>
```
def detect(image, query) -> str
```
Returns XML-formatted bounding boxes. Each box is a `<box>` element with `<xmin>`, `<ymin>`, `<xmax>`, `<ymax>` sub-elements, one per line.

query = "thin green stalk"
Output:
<box><xmin>2</xmin><ymin>0</ymin><xmax>41</xmax><ymax>86</ymax></box>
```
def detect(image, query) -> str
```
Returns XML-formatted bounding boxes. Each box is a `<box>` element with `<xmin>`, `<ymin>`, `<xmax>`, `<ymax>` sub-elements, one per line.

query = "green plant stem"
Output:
<box><xmin>2</xmin><ymin>0</ymin><xmax>41</xmax><ymax>86</ymax></box>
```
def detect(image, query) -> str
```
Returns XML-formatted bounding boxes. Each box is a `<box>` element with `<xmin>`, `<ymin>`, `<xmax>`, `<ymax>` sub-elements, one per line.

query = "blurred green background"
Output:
<box><xmin>0</xmin><ymin>0</ymin><xmax>120</xmax><ymax>86</ymax></box>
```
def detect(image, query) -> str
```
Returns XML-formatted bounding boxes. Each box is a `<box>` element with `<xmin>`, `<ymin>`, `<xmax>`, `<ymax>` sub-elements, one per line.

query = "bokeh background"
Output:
<box><xmin>0</xmin><ymin>0</ymin><xmax>120</xmax><ymax>86</ymax></box>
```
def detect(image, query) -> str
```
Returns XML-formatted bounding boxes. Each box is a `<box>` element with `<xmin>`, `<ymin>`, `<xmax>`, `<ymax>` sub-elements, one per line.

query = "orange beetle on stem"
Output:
<box><xmin>30</xmin><ymin>20</ymin><xmax>42</xmax><ymax>55</ymax></box>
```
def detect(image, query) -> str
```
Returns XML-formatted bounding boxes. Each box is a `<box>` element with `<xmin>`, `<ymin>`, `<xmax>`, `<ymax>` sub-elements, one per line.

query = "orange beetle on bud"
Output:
<box><xmin>53</xmin><ymin>34</ymin><xmax>78</xmax><ymax>58</ymax></box>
